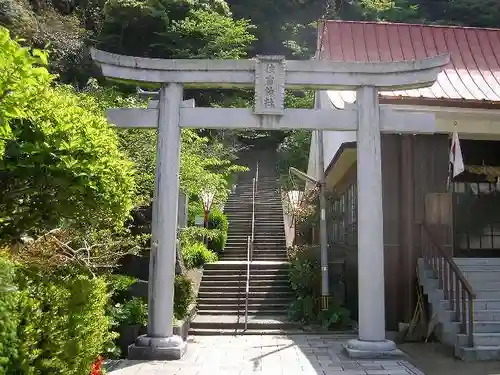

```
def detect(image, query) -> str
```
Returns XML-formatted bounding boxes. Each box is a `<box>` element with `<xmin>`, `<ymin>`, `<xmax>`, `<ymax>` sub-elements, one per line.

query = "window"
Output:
<box><xmin>453</xmin><ymin>181</ymin><xmax>500</xmax><ymax>250</ymax></box>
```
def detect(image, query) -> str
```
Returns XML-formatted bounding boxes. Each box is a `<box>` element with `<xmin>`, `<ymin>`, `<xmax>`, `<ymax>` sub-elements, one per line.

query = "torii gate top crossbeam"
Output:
<box><xmin>90</xmin><ymin>48</ymin><xmax>449</xmax><ymax>91</ymax></box>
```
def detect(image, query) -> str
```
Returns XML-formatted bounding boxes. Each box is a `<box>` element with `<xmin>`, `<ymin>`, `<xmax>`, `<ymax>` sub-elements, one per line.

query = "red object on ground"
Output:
<box><xmin>90</xmin><ymin>356</ymin><xmax>104</xmax><ymax>375</ymax></box>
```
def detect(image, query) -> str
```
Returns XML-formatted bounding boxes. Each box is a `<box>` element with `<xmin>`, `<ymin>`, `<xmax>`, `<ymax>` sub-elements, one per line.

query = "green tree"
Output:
<box><xmin>0</xmin><ymin>0</ymin><xmax>95</xmax><ymax>86</ymax></box>
<box><xmin>96</xmin><ymin>0</ymin><xmax>255</xmax><ymax>59</ymax></box>
<box><xmin>0</xmin><ymin>27</ymin><xmax>135</xmax><ymax>243</ymax></box>
<box><xmin>83</xmin><ymin>82</ymin><xmax>246</xmax><ymax>206</ymax></box>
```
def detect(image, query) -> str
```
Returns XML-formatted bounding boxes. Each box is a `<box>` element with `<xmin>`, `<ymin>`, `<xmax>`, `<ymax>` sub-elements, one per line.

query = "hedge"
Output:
<box><xmin>0</xmin><ymin>256</ymin><xmax>114</xmax><ymax>375</ymax></box>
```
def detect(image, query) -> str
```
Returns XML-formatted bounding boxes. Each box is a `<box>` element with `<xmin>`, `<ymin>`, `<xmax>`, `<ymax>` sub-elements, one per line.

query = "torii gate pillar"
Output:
<box><xmin>91</xmin><ymin>48</ymin><xmax>448</xmax><ymax>360</ymax></box>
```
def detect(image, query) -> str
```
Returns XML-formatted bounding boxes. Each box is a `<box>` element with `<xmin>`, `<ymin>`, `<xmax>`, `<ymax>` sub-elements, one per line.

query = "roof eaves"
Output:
<box><xmin>324</xmin><ymin>141</ymin><xmax>357</xmax><ymax>177</ymax></box>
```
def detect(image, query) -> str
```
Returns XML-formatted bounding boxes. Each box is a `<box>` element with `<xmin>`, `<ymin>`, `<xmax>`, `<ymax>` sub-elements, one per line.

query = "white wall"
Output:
<box><xmin>310</xmin><ymin>91</ymin><xmax>356</xmax><ymax>175</ymax></box>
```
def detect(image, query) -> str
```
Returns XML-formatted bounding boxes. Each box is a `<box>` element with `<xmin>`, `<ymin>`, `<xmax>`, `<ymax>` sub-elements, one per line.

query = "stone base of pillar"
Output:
<box><xmin>343</xmin><ymin>339</ymin><xmax>404</xmax><ymax>359</ymax></box>
<box><xmin>128</xmin><ymin>334</ymin><xmax>186</xmax><ymax>360</ymax></box>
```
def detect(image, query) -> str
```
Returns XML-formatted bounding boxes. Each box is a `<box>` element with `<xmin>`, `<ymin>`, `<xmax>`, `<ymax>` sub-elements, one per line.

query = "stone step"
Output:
<box><xmin>203</xmin><ymin>262</ymin><xmax>289</xmax><ymax>270</ymax></box>
<box><xmin>188</xmin><ymin>328</ymin><xmax>313</xmax><ymax>336</ymax></box>
<box><xmin>225</xmin><ymin>238</ymin><xmax>286</xmax><ymax>243</ymax></box>
<box><xmin>224</xmin><ymin>246</ymin><xmax>286</xmax><ymax>250</ymax></box>
<box><xmin>198</xmin><ymin>292</ymin><xmax>293</xmax><ymax>300</ymax></box>
<box><xmin>225</xmin><ymin>205</ymin><xmax>283</xmax><ymax>208</ymax></box>
<box><xmin>203</xmin><ymin>267</ymin><xmax>289</xmax><ymax>277</ymax></box>
<box><xmin>229</xmin><ymin>198</ymin><xmax>280</xmax><ymax>201</ymax></box>
<box><xmin>475</xmin><ymin>290</ymin><xmax>500</xmax><ymax>299</ymax></box>
<box><xmin>232</xmin><ymin>198</ymin><xmax>280</xmax><ymax>201</ymax></box>
<box><xmin>221</xmin><ymin>258</ymin><xmax>288</xmax><ymax>262</ymax></box>
<box><xmin>224</xmin><ymin>248</ymin><xmax>287</xmax><ymax>253</ymax></box>
<box><xmin>467</xmin><ymin>299</ymin><xmax>500</xmax><ymax>310</ymax></box>
<box><xmin>459</xmin><ymin>345</ymin><xmax>500</xmax><ymax>362</ymax></box>
<box><xmin>221</xmin><ymin>251</ymin><xmax>287</xmax><ymax>256</ymax></box>
<box><xmin>226</xmin><ymin>216</ymin><xmax>284</xmax><ymax>220</ymax></box>
<box><xmin>201</xmin><ymin>273</ymin><xmax>288</xmax><ymax>278</ymax></box>
<box><xmin>220</xmin><ymin>260</ymin><xmax>288</xmax><ymax>263</ymax></box>
<box><xmin>228</xmin><ymin>232</ymin><xmax>286</xmax><ymax>237</ymax></box>
<box><xmin>464</xmin><ymin>309</ymin><xmax>500</xmax><ymax>321</ymax></box>
<box><xmin>198</xmin><ymin>285</ymin><xmax>290</xmax><ymax>292</ymax></box>
<box><xmin>197</xmin><ymin>297</ymin><xmax>291</xmax><ymax>305</ymax></box>
<box><xmin>197</xmin><ymin>302</ymin><xmax>289</xmax><ymax>310</ymax></box>
<box><xmin>234</xmin><ymin>186</ymin><xmax>278</xmax><ymax>190</ymax></box>
<box><xmin>226</xmin><ymin>237</ymin><xmax>284</xmax><ymax>241</ymax></box>
<box><xmin>221</xmin><ymin>254</ymin><xmax>288</xmax><ymax>259</ymax></box>
<box><xmin>227</xmin><ymin>229</ymin><xmax>284</xmax><ymax>233</ymax></box>
<box><xmin>474</xmin><ymin>321</ymin><xmax>500</xmax><ymax>333</ymax></box>
<box><xmin>196</xmin><ymin>308</ymin><xmax>288</xmax><ymax>315</ymax></box>
<box><xmin>458</xmin><ymin>333</ymin><xmax>500</xmax><ymax>346</ymax></box>
<box><xmin>455</xmin><ymin>258</ymin><xmax>500</xmax><ymax>266</ymax></box>
<box><xmin>221</xmin><ymin>252</ymin><xmax>287</xmax><ymax>257</ymax></box>
<box><xmin>227</xmin><ymin>234</ymin><xmax>285</xmax><ymax>239</ymax></box>
<box><xmin>189</xmin><ymin>314</ymin><xmax>297</xmax><ymax>330</ymax></box>
<box><xmin>229</xmin><ymin>225</ymin><xmax>284</xmax><ymax>230</ymax></box>
<box><xmin>226</xmin><ymin>238</ymin><xmax>286</xmax><ymax>243</ymax></box>
<box><xmin>224</xmin><ymin>247</ymin><xmax>287</xmax><ymax>251</ymax></box>
<box><xmin>462</xmin><ymin>273</ymin><xmax>500</xmax><ymax>282</ymax></box>
<box><xmin>201</xmin><ymin>275</ymin><xmax>289</xmax><ymax>282</ymax></box>
<box><xmin>199</xmin><ymin>280</ymin><xmax>289</xmax><ymax>287</ymax></box>
<box><xmin>221</xmin><ymin>253</ymin><xmax>287</xmax><ymax>257</ymax></box>
<box><xmin>468</xmin><ymin>281</ymin><xmax>500</xmax><ymax>290</ymax></box>
<box><xmin>225</xmin><ymin>205</ymin><xmax>283</xmax><ymax>210</ymax></box>
<box><xmin>228</xmin><ymin>219</ymin><xmax>284</xmax><ymax>223</ymax></box>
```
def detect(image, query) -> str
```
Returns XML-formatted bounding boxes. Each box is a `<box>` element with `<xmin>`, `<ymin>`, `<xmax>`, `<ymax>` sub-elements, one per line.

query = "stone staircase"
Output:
<box><xmin>418</xmin><ymin>257</ymin><xmax>500</xmax><ymax>361</ymax></box>
<box><xmin>189</xmin><ymin>148</ymin><xmax>299</xmax><ymax>335</ymax></box>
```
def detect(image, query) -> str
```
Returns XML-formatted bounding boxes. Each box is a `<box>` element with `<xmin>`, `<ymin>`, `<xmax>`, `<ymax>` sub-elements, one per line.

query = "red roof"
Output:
<box><xmin>319</xmin><ymin>21</ymin><xmax>500</xmax><ymax>106</ymax></box>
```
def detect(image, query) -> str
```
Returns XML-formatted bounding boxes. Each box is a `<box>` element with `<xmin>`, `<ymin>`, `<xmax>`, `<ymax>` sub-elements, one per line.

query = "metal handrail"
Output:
<box><xmin>421</xmin><ymin>223</ymin><xmax>475</xmax><ymax>347</ymax></box>
<box><xmin>244</xmin><ymin>235</ymin><xmax>251</xmax><ymax>331</ymax></box>
<box><xmin>244</xmin><ymin>163</ymin><xmax>258</xmax><ymax>331</ymax></box>
<box><xmin>251</xmin><ymin>177</ymin><xmax>256</xmax><ymax>247</ymax></box>
<box><xmin>256</xmin><ymin>162</ymin><xmax>259</xmax><ymax>190</ymax></box>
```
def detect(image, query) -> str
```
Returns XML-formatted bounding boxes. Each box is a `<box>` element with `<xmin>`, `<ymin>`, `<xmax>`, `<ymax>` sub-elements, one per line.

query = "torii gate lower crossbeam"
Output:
<box><xmin>92</xmin><ymin>49</ymin><xmax>449</xmax><ymax>361</ymax></box>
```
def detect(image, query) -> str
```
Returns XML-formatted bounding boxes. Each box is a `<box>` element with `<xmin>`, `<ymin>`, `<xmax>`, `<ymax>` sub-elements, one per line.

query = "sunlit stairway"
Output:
<box><xmin>419</xmin><ymin>257</ymin><xmax>500</xmax><ymax>361</ymax></box>
<box><xmin>189</xmin><ymin>148</ymin><xmax>299</xmax><ymax>335</ymax></box>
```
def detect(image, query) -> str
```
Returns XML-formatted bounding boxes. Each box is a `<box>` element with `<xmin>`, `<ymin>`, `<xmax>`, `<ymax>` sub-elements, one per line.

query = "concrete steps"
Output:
<box><xmin>418</xmin><ymin>257</ymin><xmax>500</xmax><ymax>361</ymax></box>
<box><xmin>189</xmin><ymin>314</ymin><xmax>304</xmax><ymax>335</ymax></box>
<box><xmin>190</xmin><ymin>151</ymin><xmax>294</xmax><ymax>335</ymax></box>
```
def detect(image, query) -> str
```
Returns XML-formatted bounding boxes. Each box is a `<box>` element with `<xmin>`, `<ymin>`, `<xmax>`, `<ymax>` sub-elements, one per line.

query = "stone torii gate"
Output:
<box><xmin>91</xmin><ymin>49</ymin><xmax>449</xmax><ymax>360</ymax></box>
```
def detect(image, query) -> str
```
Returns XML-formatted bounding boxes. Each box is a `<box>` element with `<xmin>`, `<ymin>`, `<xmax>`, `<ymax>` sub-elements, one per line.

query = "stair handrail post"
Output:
<box><xmin>256</xmin><ymin>162</ymin><xmax>259</xmax><ymax>191</ymax></box>
<box><xmin>245</xmin><ymin>235</ymin><xmax>251</xmax><ymax>331</ymax></box>
<box><xmin>420</xmin><ymin>222</ymin><xmax>476</xmax><ymax>347</ymax></box>
<box><xmin>251</xmin><ymin>177</ymin><xmax>256</xmax><ymax>257</ymax></box>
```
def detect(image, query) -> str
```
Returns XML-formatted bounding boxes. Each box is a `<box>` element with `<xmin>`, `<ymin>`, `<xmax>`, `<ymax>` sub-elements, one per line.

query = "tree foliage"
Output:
<box><xmin>95</xmin><ymin>0</ymin><xmax>255</xmax><ymax>59</ymax></box>
<box><xmin>0</xmin><ymin>27</ymin><xmax>135</xmax><ymax>243</ymax></box>
<box><xmin>82</xmin><ymin>82</ymin><xmax>247</xmax><ymax>206</ymax></box>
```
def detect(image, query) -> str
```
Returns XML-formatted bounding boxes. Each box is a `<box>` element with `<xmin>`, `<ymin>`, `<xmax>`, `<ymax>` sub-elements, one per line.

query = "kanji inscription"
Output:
<box><xmin>254</xmin><ymin>55</ymin><xmax>285</xmax><ymax>115</ymax></box>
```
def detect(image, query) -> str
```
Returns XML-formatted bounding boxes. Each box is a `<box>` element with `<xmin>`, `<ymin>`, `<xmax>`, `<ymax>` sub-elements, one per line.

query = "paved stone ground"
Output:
<box><xmin>107</xmin><ymin>334</ymin><xmax>426</xmax><ymax>375</ymax></box>
<box><xmin>400</xmin><ymin>342</ymin><xmax>500</xmax><ymax>375</ymax></box>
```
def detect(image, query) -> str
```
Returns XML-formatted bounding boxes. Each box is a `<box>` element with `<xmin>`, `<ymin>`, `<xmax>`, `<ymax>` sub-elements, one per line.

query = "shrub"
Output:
<box><xmin>109</xmin><ymin>297</ymin><xmax>148</xmax><ymax>326</ymax></box>
<box><xmin>182</xmin><ymin>242</ymin><xmax>218</xmax><ymax>269</ymax></box>
<box><xmin>207</xmin><ymin>208</ymin><xmax>228</xmax><ymax>254</ymax></box>
<box><xmin>0</xmin><ymin>27</ymin><xmax>135</xmax><ymax>243</ymax></box>
<box><xmin>0</xmin><ymin>256</ymin><xmax>19</xmax><ymax>374</ymax></box>
<box><xmin>287</xmin><ymin>245</ymin><xmax>350</xmax><ymax>329</ymax></box>
<box><xmin>0</xmin><ymin>254</ymin><xmax>115</xmax><ymax>374</ymax></box>
<box><xmin>174</xmin><ymin>275</ymin><xmax>194</xmax><ymax>320</ymax></box>
<box><xmin>208</xmin><ymin>208</ymin><xmax>229</xmax><ymax>232</ymax></box>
